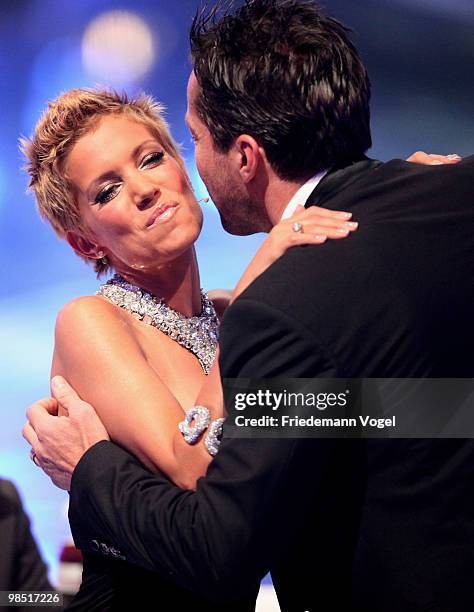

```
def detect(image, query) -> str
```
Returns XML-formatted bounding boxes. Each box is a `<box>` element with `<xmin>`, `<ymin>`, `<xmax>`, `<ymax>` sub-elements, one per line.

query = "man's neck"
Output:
<box><xmin>264</xmin><ymin>171</ymin><xmax>327</xmax><ymax>228</ymax></box>
<box><xmin>264</xmin><ymin>178</ymin><xmax>309</xmax><ymax>229</ymax></box>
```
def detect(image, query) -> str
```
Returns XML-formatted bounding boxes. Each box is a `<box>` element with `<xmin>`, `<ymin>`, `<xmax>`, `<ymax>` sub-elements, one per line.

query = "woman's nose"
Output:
<box><xmin>130</xmin><ymin>174</ymin><xmax>160</xmax><ymax>209</ymax></box>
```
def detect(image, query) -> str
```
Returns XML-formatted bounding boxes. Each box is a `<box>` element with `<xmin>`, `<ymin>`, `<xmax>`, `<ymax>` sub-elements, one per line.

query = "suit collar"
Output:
<box><xmin>280</xmin><ymin>169</ymin><xmax>328</xmax><ymax>220</ymax></box>
<box><xmin>305</xmin><ymin>156</ymin><xmax>383</xmax><ymax>208</ymax></box>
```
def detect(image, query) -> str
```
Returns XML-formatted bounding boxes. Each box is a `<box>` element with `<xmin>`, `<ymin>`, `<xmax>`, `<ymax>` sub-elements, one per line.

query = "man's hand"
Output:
<box><xmin>22</xmin><ymin>376</ymin><xmax>109</xmax><ymax>491</ymax></box>
<box><xmin>406</xmin><ymin>151</ymin><xmax>462</xmax><ymax>165</ymax></box>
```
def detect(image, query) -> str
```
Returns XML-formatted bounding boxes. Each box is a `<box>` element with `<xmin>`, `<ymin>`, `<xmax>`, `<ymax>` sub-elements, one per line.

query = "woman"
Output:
<box><xmin>22</xmin><ymin>88</ymin><xmax>358</xmax><ymax>609</ymax></box>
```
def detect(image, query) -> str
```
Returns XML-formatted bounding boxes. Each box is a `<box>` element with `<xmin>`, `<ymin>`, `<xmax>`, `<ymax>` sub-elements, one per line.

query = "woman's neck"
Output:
<box><xmin>113</xmin><ymin>247</ymin><xmax>202</xmax><ymax>317</ymax></box>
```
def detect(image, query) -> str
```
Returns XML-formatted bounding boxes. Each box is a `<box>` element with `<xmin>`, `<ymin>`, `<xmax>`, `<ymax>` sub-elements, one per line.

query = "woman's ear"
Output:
<box><xmin>66</xmin><ymin>230</ymin><xmax>102</xmax><ymax>260</ymax></box>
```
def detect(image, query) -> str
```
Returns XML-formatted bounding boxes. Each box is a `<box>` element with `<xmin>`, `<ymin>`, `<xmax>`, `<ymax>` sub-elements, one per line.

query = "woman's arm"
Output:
<box><xmin>52</xmin><ymin>296</ymin><xmax>213</xmax><ymax>490</ymax></box>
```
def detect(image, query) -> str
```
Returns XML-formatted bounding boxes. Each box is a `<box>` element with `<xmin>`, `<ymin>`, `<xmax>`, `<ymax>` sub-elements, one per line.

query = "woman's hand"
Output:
<box><xmin>406</xmin><ymin>151</ymin><xmax>462</xmax><ymax>165</ymax></box>
<box><xmin>262</xmin><ymin>204</ymin><xmax>357</xmax><ymax>258</ymax></box>
<box><xmin>232</xmin><ymin>204</ymin><xmax>357</xmax><ymax>301</ymax></box>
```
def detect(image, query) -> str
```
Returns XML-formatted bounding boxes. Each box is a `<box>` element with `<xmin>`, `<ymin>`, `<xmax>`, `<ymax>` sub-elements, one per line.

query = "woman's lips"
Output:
<box><xmin>146</xmin><ymin>202</ymin><xmax>179</xmax><ymax>228</ymax></box>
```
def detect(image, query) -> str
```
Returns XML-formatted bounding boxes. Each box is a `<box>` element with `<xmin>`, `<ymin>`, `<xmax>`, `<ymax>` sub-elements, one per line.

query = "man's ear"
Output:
<box><xmin>66</xmin><ymin>230</ymin><xmax>102</xmax><ymax>260</ymax></box>
<box><xmin>234</xmin><ymin>134</ymin><xmax>262</xmax><ymax>184</ymax></box>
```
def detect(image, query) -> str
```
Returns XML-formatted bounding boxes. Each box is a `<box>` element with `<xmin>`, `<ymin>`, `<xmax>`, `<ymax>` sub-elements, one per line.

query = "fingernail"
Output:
<box><xmin>447</xmin><ymin>154</ymin><xmax>461</xmax><ymax>160</ymax></box>
<box><xmin>336</xmin><ymin>229</ymin><xmax>350</xmax><ymax>235</ymax></box>
<box><xmin>314</xmin><ymin>234</ymin><xmax>327</xmax><ymax>242</ymax></box>
<box><xmin>430</xmin><ymin>160</ymin><xmax>444</xmax><ymax>165</ymax></box>
<box><xmin>51</xmin><ymin>376</ymin><xmax>65</xmax><ymax>390</ymax></box>
<box><xmin>336</xmin><ymin>211</ymin><xmax>352</xmax><ymax>219</ymax></box>
<box><xmin>344</xmin><ymin>221</ymin><xmax>358</xmax><ymax>230</ymax></box>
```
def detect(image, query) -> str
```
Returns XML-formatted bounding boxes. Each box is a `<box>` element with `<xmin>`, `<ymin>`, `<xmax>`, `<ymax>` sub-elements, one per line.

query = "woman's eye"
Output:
<box><xmin>95</xmin><ymin>184</ymin><xmax>120</xmax><ymax>205</ymax></box>
<box><xmin>141</xmin><ymin>151</ymin><xmax>164</xmax><ymax>168</ymax></box>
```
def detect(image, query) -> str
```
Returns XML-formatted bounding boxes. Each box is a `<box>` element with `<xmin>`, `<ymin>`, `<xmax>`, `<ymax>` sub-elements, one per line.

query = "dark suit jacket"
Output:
<box><xmin>0</xmin><ymin>479</ymin><xmax>53</xmax><ymax>612</ymax></box>
<box><xmin>69</xmin><ymin>156</ymin><xmax>474</xmax><ymax>611</ymax></box>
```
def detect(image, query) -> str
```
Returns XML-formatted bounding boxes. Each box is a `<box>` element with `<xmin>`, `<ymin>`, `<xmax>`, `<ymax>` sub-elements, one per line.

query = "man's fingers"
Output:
<box><xmin>22</xmin><ymin>420</ymin><xmax>40</xmax><ymax>448</ymax></box>
<box><xmin>41</xmin><ymin>397</ymin><xmax>59</xmax><ymax>415</ymax></box>
<box><xmin>26</xmin><ymin>398</ymin><xmax>57</xmax><ymax>428</ymax></box>
<box><xmin>50</xmin><ymin>375</ymin><xmax>81</xmax><ymax>411</ymax></box>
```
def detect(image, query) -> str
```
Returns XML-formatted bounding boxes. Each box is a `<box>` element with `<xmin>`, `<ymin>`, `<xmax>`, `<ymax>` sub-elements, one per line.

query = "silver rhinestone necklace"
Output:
<box><xmin>97</xmin><ymin>274</ymin><xmax>218</xmax><ymax>374</ymax></box>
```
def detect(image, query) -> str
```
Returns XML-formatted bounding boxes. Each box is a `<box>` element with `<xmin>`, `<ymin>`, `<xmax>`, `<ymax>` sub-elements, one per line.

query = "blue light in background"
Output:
<box><xmin>0</xmin><ymin>163</ymin><xmax>6</xmax><ymax>211</ymax></box>
<box><xmin>21</xmin><ymin>37</ymin><xmax>86</xmax><ymax>137</ymax></box>
<box><xmin>0</xmin><ymin>278</ymin><xmax>102</xmax><ymax>583</ymax></box>
<box><xmin>81</xmin><ymin>10</ymin><xmax>155</xmax><ymax>88</ymax></box>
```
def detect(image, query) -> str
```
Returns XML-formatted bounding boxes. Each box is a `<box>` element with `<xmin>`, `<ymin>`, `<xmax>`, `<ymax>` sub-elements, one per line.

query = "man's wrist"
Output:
<box><xmin>71</xmin><ymin>440</ymin><xmax>112</xmax><ymax>490</ymax></box>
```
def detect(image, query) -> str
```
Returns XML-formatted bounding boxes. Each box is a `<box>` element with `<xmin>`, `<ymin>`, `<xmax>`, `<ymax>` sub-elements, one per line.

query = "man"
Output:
<box><xmin>24</xmin><ymin>1</ymin><xmax>474</xmax><ymax>610</ymax></box>
<box><xmin>0</xmin><ymin>479</ymin><xmax>57</xmax><ymax>612</ymax></box>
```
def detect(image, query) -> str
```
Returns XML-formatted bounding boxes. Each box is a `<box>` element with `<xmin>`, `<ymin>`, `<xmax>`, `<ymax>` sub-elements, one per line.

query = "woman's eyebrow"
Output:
<box><xmin>86</xmin><ymin>139</ymin><xmax>160</xmax><ymax>198</ymax></box>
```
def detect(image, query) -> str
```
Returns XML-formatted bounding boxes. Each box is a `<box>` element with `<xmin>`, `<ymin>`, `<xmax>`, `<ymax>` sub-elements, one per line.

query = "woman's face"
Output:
<box><xmin>65</xmin><ymin>114</ymin><xmax>202</xmax><ymax>273</ymax></box>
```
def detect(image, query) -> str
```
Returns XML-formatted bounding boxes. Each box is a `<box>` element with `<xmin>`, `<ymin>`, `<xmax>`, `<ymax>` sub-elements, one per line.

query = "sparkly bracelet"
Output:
<box><xmin>178</xmin><ymin>406</ymin><xmax>211</xmax><ymax>444</ymax></box>
<box><xmin>205</xmin><ymin>418</ymin><xmax>225</xmax><ymax>456</ymax></box>
<box><xmin>178</xmin><ymin>406</ymin><xmax>225</xmax><ymax>456</ymax></box>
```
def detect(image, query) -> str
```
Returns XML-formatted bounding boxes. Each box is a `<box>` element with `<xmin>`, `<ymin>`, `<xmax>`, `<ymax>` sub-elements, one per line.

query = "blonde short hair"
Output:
<box><xmin>21</xmin><ymin>88</ymin><xmax>186</xmax><ymax>275</ymax></box>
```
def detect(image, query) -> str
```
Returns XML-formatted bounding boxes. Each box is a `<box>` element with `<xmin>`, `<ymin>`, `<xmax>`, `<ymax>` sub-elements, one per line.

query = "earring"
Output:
<box><xmin>96</xmin><ymin>250</ymin><xmax>108</xmax><ymax>266</ymax></box>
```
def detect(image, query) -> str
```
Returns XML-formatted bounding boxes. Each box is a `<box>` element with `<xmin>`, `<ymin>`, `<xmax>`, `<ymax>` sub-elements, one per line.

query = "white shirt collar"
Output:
<box><xmin>280</xmin><ymin>170</ymin><xmax>328</xmax><ymax>221</ymax></box>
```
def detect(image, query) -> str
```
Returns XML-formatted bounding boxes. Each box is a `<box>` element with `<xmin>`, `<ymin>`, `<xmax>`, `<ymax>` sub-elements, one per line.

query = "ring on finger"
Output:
<box><xmin>29</xmin><ymin>449</ymin><xmax>41</xmax><ymax>467</ymax></box>
<box><xmin>292</xmin><ymin>222</ymin><xmax>303</xmax><ymax>233</ymax></box>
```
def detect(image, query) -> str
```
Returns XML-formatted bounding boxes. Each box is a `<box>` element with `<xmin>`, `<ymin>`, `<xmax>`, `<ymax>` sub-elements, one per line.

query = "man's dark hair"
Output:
<box><xmin>190</xmin><ymin>0</ymin><xmax>372</xmax><ymax>180</ymax></box>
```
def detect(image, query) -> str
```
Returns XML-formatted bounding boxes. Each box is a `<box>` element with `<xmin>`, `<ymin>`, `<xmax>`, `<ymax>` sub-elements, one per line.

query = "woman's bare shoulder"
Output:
<box><xmin>55</xmin><ymin>295</ymin><xmax>134</xmax><ymax>347</ymax></box>
<box><xmin>57</xmin><ymin>294</ymin><xmax>117</xmax><ymax>315</ymax></box>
